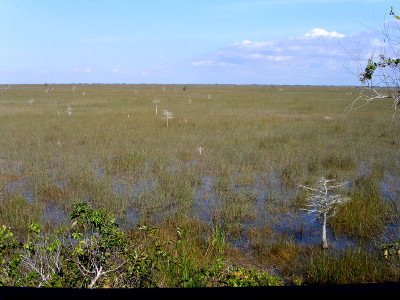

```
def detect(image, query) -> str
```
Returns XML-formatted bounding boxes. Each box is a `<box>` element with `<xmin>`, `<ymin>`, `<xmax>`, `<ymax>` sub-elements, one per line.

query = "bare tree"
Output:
<box><xmin>162</xmin><ymin>110</ymin><xmax>174</xmax><ymax>127</ymax></box>
<box><xmin>197</xmin><ymin>146</ymin><xmax>204</xmax><ymax>155</ymax></box>
<box><xmin>152</xmin><ymin>99</ymin><xmax>160</xmax><ymax>114</ymax></box>
<box><xmin>65</xmin><ymin>105</ymin><xmax>73</xmax><ymax>116</ymax></box>
<box><xmin>299</xmin><ymin>177</ymin><xmax>350</xmax><ymax>249</ymax></box>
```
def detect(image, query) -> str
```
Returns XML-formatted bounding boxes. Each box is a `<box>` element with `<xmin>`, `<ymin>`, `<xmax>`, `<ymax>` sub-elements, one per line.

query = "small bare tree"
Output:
<box><xmin>162</xmin><ymin>110</ymin><xmax>174</xmax><ymax>127</ymax></box>
<box><xmin>65</xmin><ymin>105</ymin><xmax>73</xmax><ymax>116</ymax></box>
<box><xmin>299</xmin><ymin>177</ymin><xmax>350</xmax><ymax>249</ymax></box>
<box><xmin>152</xmin><ymin>99</ymin><xmax>160</xmax><ymax>114</ymax></box>
<box><xmin>197</xmin><ymin>146</ymin><xmax>204</xmax><ymax>155</ymax></box>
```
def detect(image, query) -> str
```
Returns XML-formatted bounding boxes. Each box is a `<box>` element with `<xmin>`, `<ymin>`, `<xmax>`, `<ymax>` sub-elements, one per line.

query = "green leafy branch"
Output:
<box><xmin>360</xmin><ymin>57</ymin><xmax>400</xmax><ymax>83</ymax></box>
<box><xmin>391</xmin><ymin>6</ymin><xmax>400</xmax><ymax>20</ymax></box>
<box><xmin>359</xmin><ymin>7</ymin><xmax>400</xmax><ymax>84</ymax></box>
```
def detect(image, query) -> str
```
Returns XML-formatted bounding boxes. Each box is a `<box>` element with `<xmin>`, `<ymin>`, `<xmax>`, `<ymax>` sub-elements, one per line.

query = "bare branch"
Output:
<box><xmin>299</xmin><ymin>177</ymin><xmax>350</xmax><ymax>248</ymax></box>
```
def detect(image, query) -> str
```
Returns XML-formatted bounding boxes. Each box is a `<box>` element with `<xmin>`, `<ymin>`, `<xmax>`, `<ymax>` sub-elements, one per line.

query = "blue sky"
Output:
<box><xmin>0</xmin><ymin>0</ymin><xmax>397</xmax><ymax>85</ymax></box>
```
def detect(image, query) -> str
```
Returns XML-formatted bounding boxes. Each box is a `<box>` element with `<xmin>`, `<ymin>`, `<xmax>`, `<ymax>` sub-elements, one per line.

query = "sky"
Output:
<box><xmin>0</xmin><ymin>0</ymin><xmax>398</xmax><ymax>85</ymax></box>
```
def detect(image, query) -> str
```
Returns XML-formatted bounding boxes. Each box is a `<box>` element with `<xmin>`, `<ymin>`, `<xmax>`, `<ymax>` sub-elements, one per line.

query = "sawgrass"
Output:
<box><xmin>0</xmin><ymin>84</ymin><xmax>399</xmax><ymax>282</ymax></box>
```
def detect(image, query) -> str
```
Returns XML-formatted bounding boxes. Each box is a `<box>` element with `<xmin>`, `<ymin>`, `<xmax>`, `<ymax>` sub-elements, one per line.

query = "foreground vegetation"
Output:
<box><xmin>0</xmin><ymin>201</ymin><xmax>283</xmax><ymax>288</ymax></box>
<box><xmin>0</xmin><ymin>84</ymin><xmax>399</xmax><ymax>287</ymax></box>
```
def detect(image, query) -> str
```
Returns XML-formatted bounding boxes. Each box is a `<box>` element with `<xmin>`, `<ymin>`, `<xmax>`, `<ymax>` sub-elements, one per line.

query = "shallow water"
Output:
<box><xmin>189</xmin><ymin>172</ymin><xmax>362</xmax><ymax>250</ymax></box>
<box><xmin>7</xmin><ymin>179</ymin><xmax>35</xmax><ymax>202</ymax></box>
<box><xmin>4</xmin><ymin>168</ymin><xmax>400</xmax><ymax>251</ymax></box>
<box><xmin>42</xmin><ymin>204</ymin><xmax>69</xmax><ymax>228</ymax></box>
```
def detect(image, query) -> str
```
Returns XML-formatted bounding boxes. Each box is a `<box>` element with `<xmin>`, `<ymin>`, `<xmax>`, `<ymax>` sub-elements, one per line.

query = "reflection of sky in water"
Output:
<box><xmin>115</xmin><ymin>179</ymin><xmax>158</xmax><ymax>230</ymax></box>
<box><xmin>7</xmin><ymin>179</ymin><xmax>35</xmax><ymax>202</ymax></box>
<box><xmin>192</xmin><ymin>175</ymin><xmax>221</xmax><ymax>223</ymax></box>
<box><xmin>381</xmin><ymin>173</ymin><xmax>400</xmax><ymax>203</ymax></box>
<box><xmin>42</xmin><ymin>204</ymin><xmax>69</xmax><ymax>228</ymax></box>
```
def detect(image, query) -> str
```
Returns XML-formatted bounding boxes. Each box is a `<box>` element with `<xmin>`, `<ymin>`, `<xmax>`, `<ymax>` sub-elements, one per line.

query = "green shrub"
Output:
<box><xmin>224</xmin><ymin>267</ymin><xmax>283</xmax><ymax>287</ymax></box>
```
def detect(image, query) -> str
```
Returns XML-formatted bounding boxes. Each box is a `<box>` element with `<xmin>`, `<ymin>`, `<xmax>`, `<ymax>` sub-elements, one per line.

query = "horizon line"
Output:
<box><xmin>0</xmin><ymin>83</ymin><xmax>365</xmax><ymax>87</ymax></box>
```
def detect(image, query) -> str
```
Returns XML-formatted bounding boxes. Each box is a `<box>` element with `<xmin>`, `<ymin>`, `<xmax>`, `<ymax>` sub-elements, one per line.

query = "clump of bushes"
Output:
<box><xmin>0</xmin><ymin>201</ymin><xmax>283</xmax><ymax>289</ymax></box>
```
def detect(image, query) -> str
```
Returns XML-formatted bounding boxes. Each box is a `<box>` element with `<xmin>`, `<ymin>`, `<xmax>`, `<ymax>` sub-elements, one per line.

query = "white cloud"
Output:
<box><xmin>191</xmin><ymin>59</ymin><xmax>236</xmax><ymax>67</ymax></box>
<box><xmin>192</xmin><ymin>60</ymin><xmax>214</xmax><ymax>67</ymax></box>
<box><xmin>71</xmin><ymin>67</ymin><xmax>93</xmax><ymax>73</ymax></box>
<box><xmin>111</xmin><ymin>68</ymin><xmax>136</xmax><ymax>76</ymax></box>
<box><xmin>304</xmin><ymin>28</ymin><xmax>345</xmax><ymax>38</ymax></box>
<box><xmin>191</xmin><ymin>28</ymin><xmax>383</xmax><ymax>85</ymax></box>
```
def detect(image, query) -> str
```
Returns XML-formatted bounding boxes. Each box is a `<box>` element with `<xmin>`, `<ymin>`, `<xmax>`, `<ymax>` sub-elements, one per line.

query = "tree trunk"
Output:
<box><xmin>89</xmin><ymin>266</ymin><xmax>103</xmax><ymax>289</ymax></box>
<box><xmin>322</xmin><ymin>212</ymin><xmax>329</xmax><ymax>249</ymax></box>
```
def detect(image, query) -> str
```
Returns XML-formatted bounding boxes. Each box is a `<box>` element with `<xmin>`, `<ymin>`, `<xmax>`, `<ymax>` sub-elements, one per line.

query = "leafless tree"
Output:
<box><xmin>162</xmin><ymin>110</ymin><xmax>174</xmax><ymax>127</ymax></box>
<box><xmin>299</xmin><ymin>177</ymin><xmax>350</xmax><ymax>249</ymax></box>
<box><xmin>152</xmin><ymin>99</ymin><xmax>160</xmax><ymax>114</ymax></box>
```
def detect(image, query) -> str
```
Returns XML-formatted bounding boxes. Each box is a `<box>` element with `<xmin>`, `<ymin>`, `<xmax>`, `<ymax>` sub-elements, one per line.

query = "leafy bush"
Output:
<box><xmin>0</xmin><ymin>201</ymin><xmax>283</xmax><ymax>288</ymax></box>
<box><xmin>224</xmin><ymin>267</ymin><xmax>283</xmax><ymax>287</ymax></box>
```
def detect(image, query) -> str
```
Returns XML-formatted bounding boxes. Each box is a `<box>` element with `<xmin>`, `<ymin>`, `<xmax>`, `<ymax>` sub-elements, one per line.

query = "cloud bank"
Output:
<box><xmin>191</xmin><ymin>28</ymin><xmax>383</xmax><ymax>85</ymax></box>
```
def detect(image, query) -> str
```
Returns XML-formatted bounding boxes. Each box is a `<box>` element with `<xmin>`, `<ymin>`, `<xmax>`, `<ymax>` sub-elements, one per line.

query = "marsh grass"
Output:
<box><xmin>0</xmin><ymin>84</ymin><xmax>399</xmax><ymax>284</ymax></box>
<box><xmin>330</xmin><ymin>176</ymin><xmax>394</xmax><ymax>241</ymax></box>
<box><xmin>0</xmin><ymin>194</ymin><xmax>42</xmax><ymax>238</ymax></box>
<box><xmin>248</xmin><ymin>228</ymin><xmax>304</xmax><ymax>279</ymax></box>
<box><xmin>302</xmin><ymin>248</ymin><xmax>400</xmax><ymax>284</ymax></box>
<box><xmin>105</xmin><ymin>150</ymin><xmax>147</xmax><ymax>175</ymax></box>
